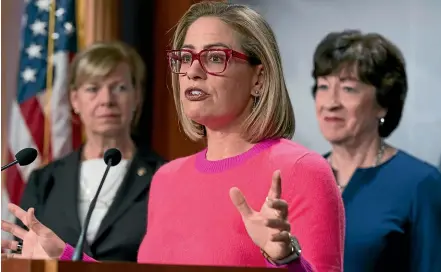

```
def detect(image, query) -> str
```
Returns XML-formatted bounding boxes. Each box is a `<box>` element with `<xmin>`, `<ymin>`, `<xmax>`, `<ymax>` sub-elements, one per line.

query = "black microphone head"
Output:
<box><xmin>103</xmin><ymin>148</ymin><xmax>122</xmax><ymax>166</ymax></box>
<box><xmin>15</xmin><ymin>148</ymin><xmax>38</xmax><ymax>166</ymax></box>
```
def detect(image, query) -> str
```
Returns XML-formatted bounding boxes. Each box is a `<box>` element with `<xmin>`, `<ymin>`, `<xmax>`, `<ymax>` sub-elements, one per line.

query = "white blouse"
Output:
<box><xmin>78</xmin><ymin>159</ymin><xmax>129</xmax><ymax>244</ymax></box>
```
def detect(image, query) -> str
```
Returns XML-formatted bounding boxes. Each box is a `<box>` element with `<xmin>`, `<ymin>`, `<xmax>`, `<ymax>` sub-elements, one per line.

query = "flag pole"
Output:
<box><xmin>43</xmin><ymin>0</ymin><xmax>57</xmax><ymax>165</ymax></box>
<box><xmin>76</xmin><ymin>0</ymin><xmax>86</xmax><ymax>50</ymax></box>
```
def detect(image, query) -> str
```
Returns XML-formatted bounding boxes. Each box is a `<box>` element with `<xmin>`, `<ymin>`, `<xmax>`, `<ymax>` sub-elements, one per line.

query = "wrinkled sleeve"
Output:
<box><xmin>59</xmin><ymin>244</ymin><xmax>97</xmax><ymax>262</ymax></box>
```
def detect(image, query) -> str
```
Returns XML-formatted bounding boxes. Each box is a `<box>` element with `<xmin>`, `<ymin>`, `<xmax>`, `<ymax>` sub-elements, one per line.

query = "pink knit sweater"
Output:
<box><xmin>61</xmin><ymin>139</ymin><xmax>344</xmax><ymax>271</ymax></box>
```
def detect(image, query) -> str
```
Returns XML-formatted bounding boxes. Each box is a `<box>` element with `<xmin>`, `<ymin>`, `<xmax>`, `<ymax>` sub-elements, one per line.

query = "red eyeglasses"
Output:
<box><xmin>166</xmin><ymin>48</ymin><xmax>254</xmax><ymax>75</ymax></box>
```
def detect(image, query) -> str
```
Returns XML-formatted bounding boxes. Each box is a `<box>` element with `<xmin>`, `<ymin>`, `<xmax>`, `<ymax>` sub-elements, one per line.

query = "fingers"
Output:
<box><xmin>1</xmin><ymin>220</ymin><xmax>27</xmax><ymax>240</ymax></box>
<box><xmin>270</xmin><ymin>231</ymin><xmax>292</xmax><ymax>243</ymax></box>
<box><xmin>26</xmin><ymin>208</ymin><xmax>47</xmax><ymax>236</ymax></box>
<box><xmin>2</xmin><ymin>207</ymin><xmax>47</xmax><ymax>240</ymax></box>
<box><xmin>266</xmin><ymin>199</ymin><xmax>288</xmax><ymax>219</ymax></box>
<box><xmin>1</xmin><ymin>240</ymin><xmax>19</xmax><ymax>251</ymax></box>
<box><xmin>1</xmin><ymin>252</ymin><xmax>25</xmax><ymax>259</ymax></box>
<box><xmin>230</xmin><ymin>187</ymin><xmax>253</xmax><ymax>217</ymax></box>
<box><xmin>267</xmin><ymin>170</ymin><xmax>282</xmax><ymax>199</ymax></box>
<box><xmin>265</xmin><ymin>218</ymin><xmax>291</xmax><ymax>232</ymax></box>
<box><xmin>8</xmin><ymin>204</ymin><xmax>28</xmax><ymax>226</ymax></box>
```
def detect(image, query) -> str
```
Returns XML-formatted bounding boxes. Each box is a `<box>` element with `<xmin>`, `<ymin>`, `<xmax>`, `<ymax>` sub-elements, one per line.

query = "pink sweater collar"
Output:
<box><xmin>195</xmin><ymin>138</ymin><xmax>279</xmax><ymax>173</ymax></box>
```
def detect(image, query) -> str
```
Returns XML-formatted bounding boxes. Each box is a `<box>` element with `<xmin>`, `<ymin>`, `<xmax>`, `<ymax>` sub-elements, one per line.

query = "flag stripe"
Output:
<box><xmin>19</xmin><ymin>97</ymin><xmax>46</xmax><ymax>155</ymax></box>
<box><xmin>8</xmin><ymin>101</ymin><xmax>42</xmax><ymax>164</ymax></box>
<box><xmin>51</xmin><ymin>52</ymin><xmax>73</xmax><ymax>158</ymax></box>
<box><xmin>6</xmin><ymin>151</ymin><xmax>26</xmax><ymax>205</ymax></box>
<box><xmin>3</xmin><ymin>0</ymin><xmax>81</xmax><ymax>216</ymax></box>
<box><xmin>8</xmin><ymin>100</ymin><xmax>42</xmax><ymax>181</ymax></box>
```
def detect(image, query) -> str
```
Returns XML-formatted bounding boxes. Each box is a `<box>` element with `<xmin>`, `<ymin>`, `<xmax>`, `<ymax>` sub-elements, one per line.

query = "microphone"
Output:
<box><xmin>71</xmin><ymin>148</ymin><xmax>122</xmax><ymax>261</ymax></box>
<box><xmin>1</xmin><ymin>148</ymin><xmax>38</xmax><ymax>171</ymax></box>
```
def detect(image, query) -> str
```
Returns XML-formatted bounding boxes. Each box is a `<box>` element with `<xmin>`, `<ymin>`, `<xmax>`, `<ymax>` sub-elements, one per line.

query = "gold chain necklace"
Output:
<box><xmin>329</xmin><ymin>141</ymin><xmax>386</xmax><ymax>192</ymax></box>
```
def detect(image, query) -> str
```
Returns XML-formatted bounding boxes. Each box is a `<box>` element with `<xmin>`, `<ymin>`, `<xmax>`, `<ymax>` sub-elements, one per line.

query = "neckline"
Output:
<box><xmin>355</xmin><ymin>150</ymin><xmax>401</xmax><ymax>171</ymax></box>
<box><xmin>325</xmin><ymin>149</ymin><xmax>402</xmax><ymax>171</ymax></box>
<box><xmin>195</xmin><ymin>138</ymin><xmax>279</xmax><ymax>173</ymax></box>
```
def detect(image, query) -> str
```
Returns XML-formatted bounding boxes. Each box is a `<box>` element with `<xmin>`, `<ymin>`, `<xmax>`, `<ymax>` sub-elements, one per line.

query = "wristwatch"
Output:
<box><xmin>261</xmin><ymin>235</ymin><xmax>302</xmax><ymax>265</ymax></box>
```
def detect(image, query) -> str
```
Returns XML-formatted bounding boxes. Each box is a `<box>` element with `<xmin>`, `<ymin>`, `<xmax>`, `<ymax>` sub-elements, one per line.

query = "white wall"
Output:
<box><xmin>232</xmin><ymin>0</ymin><xmax>441</xmax><ymax>168</ymax></box>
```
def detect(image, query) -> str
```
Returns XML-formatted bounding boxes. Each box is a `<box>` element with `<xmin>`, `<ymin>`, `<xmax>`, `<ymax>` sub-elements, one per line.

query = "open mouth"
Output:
<box><xmin>184</xmin><ymin>88</ymin><xmax>209</xmax><ymax>101</ymax></box>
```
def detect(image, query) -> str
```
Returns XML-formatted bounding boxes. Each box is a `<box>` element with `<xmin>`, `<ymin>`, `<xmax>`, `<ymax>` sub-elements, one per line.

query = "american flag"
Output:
<box><xmin>2</xmin><ymin>0</ymin><xmax>82</xmax><ymax>232</ymax></box>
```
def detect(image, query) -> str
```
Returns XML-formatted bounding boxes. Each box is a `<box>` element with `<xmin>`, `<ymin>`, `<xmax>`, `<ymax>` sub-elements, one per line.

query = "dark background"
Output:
<box><xmin>118</xmin><ymin>0</ymin><xmax>209</xmax><ymax>160</ymax></box>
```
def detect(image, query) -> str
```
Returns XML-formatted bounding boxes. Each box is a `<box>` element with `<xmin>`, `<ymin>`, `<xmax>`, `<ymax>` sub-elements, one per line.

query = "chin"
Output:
<box><xmin>183</xmin><ymin>106</ymin><xmax>212</xmax><ymax>124</ymax></box>
<box><xmin>185</xmin><ymin>114</ymin><xmax>211</xmax><ymax>126</ymax></box>
<box><xmin>323</xmin><ymin>134</ymin><xmax>351</xmax><ymax>145</ymax></box>
<box><xmin>185</xmin><ymin>110</ymin><xmax>233</xmax><ymax>130</ymax></box>
<box><xmin>320</xmin><ymin>128</ymin><xmax>347</xmax><ymax>142</ymax></box>
<box><xmin>182</xmin><ymin>103</ymin><xmax>239</xmax><ymax>129</ymax></box>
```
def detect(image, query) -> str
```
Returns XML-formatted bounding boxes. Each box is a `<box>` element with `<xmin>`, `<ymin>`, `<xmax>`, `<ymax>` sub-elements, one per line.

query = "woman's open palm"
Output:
<box><xmin>1</xmin><ymin>203</ymin><xmax>65</xmax><ymax>260</ymax></box>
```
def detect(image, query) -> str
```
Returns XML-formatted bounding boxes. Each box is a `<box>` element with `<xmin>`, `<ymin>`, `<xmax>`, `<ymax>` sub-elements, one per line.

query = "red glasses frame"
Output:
<box><xmin>166</xmin><ymin>48</ymin><xmax>253</xmax><ymax>75</ymax></box>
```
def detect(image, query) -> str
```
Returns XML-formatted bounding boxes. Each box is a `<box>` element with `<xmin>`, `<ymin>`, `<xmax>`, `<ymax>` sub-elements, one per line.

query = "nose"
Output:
<box><xmin>97</xmin><ymin>87</ymin><xmax>115</xmax><ymax>106</ymax></box>
<box><xmin>324</xmin><ymin>85</ymin><xmax>342</xmax><ymax>110</ymax></box>
<box><xmin>186</xmin><ymin>58</ymin><xmax>207</xmax><ymax>80</ymax></box>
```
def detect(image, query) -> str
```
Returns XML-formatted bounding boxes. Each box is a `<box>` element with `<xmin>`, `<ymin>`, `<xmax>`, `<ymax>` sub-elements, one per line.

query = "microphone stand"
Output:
<box><xmin>1</xmin><ymin>161</ymin><xmax>19</xmax><ymax>171</ymax></box>
<box><xmin>71</xmin><ymin>158</ymin><xmax>114</xmax><ymax>261</ymax></box>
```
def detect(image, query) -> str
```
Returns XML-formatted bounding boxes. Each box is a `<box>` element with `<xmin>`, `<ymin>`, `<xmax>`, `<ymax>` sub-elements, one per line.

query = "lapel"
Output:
<box><xmin>93</xmin><ymin>147</ymin><xmax>157</xmax><ymax>243</ymax></box>
<box><xmin>54</xmin><ymin>149</ymin><xmax>82</xmax><ymax>234</ymax></box>
<box><xmin>53</xmin><ymin>147</ymin><xmax>94</xmax><ymax>256</ymax></box>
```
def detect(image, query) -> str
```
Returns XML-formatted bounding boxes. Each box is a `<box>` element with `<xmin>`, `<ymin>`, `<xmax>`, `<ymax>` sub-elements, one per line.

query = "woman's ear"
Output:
<box><xmin>134</xmin><ymin>86</ymin><xmax>143</xmax><ymax>110</ymax></box>
<box><xmin>252</xmin><ymin>64</ymin><xmax>264</xmax><ymax>97</ymax></box>
<box><xmin>376</xmin><ymin>105</ymin><xmax>388</xmax><ymax>120</ymax></box>
<box><xmin>70</xmin><ymin>89</ymin><xmax>79</xmax><ymax>113</ymax></box>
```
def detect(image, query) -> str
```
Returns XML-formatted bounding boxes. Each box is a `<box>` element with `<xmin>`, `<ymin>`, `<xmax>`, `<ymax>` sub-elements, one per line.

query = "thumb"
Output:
<box><xmin>229</xmin><ymin>187</ymin><xmax>253</xmax><ymax>218</ymax></box>
<box><xmin>26</xmin><ymin>208</ymin><xmax>48</xmax><ymax>236</ymax></box>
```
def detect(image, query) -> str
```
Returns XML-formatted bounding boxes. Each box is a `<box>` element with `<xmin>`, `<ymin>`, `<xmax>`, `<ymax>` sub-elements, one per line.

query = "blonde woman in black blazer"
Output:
<box><xmin>17</xmin><ymin>41</ymin><xmax>165</xmax><ymax>262</ymax></box>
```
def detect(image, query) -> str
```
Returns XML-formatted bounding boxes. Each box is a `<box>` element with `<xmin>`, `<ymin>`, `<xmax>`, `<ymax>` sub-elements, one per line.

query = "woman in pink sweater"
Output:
<box><xmin>1</xmin><ymin>2</ymin><xmax>344</xmax><ymax>271</ymax></box>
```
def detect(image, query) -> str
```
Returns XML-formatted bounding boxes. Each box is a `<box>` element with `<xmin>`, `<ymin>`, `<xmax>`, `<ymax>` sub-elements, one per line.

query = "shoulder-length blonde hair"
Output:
<box><xmin>170</xmin><ymin>2</ymin><xmax>295</xmax><ymax>143</ymax></box>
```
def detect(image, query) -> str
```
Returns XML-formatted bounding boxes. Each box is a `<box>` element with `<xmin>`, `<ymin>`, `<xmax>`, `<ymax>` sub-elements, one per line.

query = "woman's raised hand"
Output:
<box><xmin>230</xmin><ymin>170</ymin><xmax>294</xmax><ymax>261</ymax></box>
<box><xmin>1</xmin><ymin>203</ymin><xmax>66</xmax><ymax>260</ymax></box>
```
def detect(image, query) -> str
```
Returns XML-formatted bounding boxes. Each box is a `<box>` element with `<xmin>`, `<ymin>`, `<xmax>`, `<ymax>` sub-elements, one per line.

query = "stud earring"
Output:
<box><xmin>379</xmin><ymin>117</ymin><xmax>385</xmax><ymax>125</ymax></box>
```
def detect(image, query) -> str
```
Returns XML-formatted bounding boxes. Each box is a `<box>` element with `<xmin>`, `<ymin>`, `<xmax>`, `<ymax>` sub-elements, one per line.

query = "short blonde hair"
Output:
<box><xmin>68</xmin><ymin>41</ymin><xmax>146</xmax><ymax>126</ymax></box>
<box><xmin>171</xmin><ymin>2</ymin><xmax>295</xmax><ymax>143</ymax></box>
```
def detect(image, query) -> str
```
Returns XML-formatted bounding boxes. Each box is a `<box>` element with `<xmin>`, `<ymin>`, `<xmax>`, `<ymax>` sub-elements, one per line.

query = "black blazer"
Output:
<box><xmin>17</xmin><ymin>146</ymin><xmax>165</xmax><ymax>262</ymax></box>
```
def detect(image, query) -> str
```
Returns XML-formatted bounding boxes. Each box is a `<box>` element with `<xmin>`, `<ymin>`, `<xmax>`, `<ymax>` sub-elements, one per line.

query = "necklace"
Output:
<box><xmin>329</xmin><ymin>141</ymin><xmax>386</xmax><ymax>192</ymax></box>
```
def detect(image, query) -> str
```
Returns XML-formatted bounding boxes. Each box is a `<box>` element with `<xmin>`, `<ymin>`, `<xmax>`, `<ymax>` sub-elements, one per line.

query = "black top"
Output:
<box><xmin>17</xmin><ymin>145</ymin><xmax>166</xmax><ymax>262</ymax></box>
